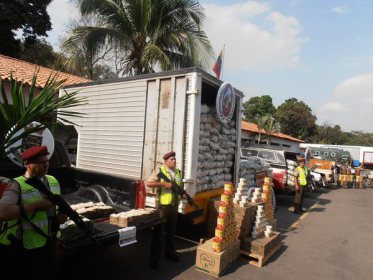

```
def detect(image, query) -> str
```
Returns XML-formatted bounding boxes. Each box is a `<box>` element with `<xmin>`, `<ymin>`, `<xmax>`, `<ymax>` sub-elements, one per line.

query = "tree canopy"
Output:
<box><xmin>19</xmin><ymin>38</ymin><xmax>58</xmax><ymax>68</ymax></box>
<box><xmin>0</xmin><ymin>0</ymin><xmax>52</xmax><ymax>57</ymax></box>
<box><xmin>242</xmin><ymin>95</ymin><xmax>276</xmax><ymax>121</ymax></box>
<box><xmin>65</xmin><ymin>0</ymin><xmax>213</xmax><ymax>76</ymax></box>
<box><xmin>275</xmin><ymin>98</ymin><xmax>317</xmax><ymax>140</ymax></box>
<box><xmin>310</xmin><ymin>122</ymin><xmax>347</xmax><ymax>144</ymax></box>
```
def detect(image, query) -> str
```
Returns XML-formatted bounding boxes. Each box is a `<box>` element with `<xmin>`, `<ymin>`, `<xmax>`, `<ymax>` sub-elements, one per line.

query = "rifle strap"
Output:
<box><xmin>19</xmin><ymin>204</ymin><xmax>50</xmax><ymax>240</ymax></box>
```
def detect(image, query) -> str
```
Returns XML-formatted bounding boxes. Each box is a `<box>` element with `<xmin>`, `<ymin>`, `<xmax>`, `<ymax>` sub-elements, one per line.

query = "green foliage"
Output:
<box><xmin>343</xmin><ymin>131</ymin><xmax>373</xmax><ymax>146</ymax></box>
<box><xmin>0</xmin><ymin>0</ymin><xmax>52</xmax><ymax>57</ymax></box>
<box><xmin>310</xmin><ymin>123</ymin><xmax>347</xmax><ymax>144</ymax></box>
<box><xmin>0</xmin><ymin>72</ymin><xmax>86</xmax><ymax>161</ymax></box>
<box><xmin>253</xmin><ymin>114</ymin><xmax>280</xmax><ymax>144</ymax></box>
<box><xmin>19</xmin><ymin>39</ymin><xmax>58</xmax><ymax>68</ymax></box>
<box><xmin>242</xmin><ymin>95</ymin><xmax>276</xmax><ymax>121</ymax></box>
<box><xmin>67</xmin><ymin>0</ymin><xmax>213</xmax><ymax>75</ymax></box>
<box><xmin>241</xmin><ymin>95</ymin><xmax>373</xmax><ymax>145</ymax></box>
<box><xmin>61</xmin><ymin>15</ymin><xmax>113</xmax><ymax>80</ymax></box>
<box><xmin>275</xmin><ymin>98</ymin><xmax>317</xmax><ymax>140</ymax></box>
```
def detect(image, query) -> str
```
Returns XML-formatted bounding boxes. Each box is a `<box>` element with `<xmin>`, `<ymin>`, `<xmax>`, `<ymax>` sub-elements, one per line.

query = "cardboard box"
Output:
<box><xmin>234</xmin><ymin>204</ymin><xmax>258</xmax><ymax>244</ymax></box>
<box><xmin>195</xmin><ymin>238</ymin><xmax>240</xmax><ymax>277</ymax></box>
<box><xmin>249</xmin><ymin>232</ymin><xmax>280</xmax><ymax>256</ymax></box>
<box><xmin>231</xmin><ymin>239</ymin><xmax>241</xmax><ymax>262</ymax></box>
<box><xmin>241</xmin><ymin>237</ymin><xmax>252</xmax><ymax>251</ymax></box>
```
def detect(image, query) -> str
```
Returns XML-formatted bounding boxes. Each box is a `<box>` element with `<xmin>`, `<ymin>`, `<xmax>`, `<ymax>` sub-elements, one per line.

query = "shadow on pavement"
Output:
<box><xmin>226</xmin><ymin>243</ymin><xmax>288</xmax><ymax>275</ymax></box>
<box><xmin>275</xmin><ymin>193</ymin><xmax>330</xmax><ymax>230</ymax></box>
<box><xmin>59</xmin><ymin>228</ymin><xmax>199</xmax><ymax>280</ymax></box>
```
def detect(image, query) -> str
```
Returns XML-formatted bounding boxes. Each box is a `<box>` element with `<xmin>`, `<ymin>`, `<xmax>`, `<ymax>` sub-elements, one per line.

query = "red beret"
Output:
<box><xmin>21</xmin><ymin>146</ymin><xmax>49</xmax><ymax>162</ymax></box>
<box><xmin>163</xmin><ymin>151</ymin><xmax>176</xmax><ymax>160</ymax></box>
<box><xmin>299</xmin><ymin>158</ymin><xmax>305</xmax><ymax>163</ymax></box>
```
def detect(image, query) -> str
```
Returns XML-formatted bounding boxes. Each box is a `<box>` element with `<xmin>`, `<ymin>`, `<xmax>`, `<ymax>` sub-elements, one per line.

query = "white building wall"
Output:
<box><xmin>241</xmin><ymin>131</ymin><xmax>301</xmax><ymax>153</ymax></box>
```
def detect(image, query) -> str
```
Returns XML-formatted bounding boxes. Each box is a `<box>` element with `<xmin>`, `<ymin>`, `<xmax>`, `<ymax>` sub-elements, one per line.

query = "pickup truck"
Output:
<box><xmin>241</xmin><ymin>146</ymin><xmax>300</xmax><ymax>192</ymax></box>
<box><xmin>0</xmin><ymin>141</ymin><xmax>163</xmax><ymax>252</ymax></box>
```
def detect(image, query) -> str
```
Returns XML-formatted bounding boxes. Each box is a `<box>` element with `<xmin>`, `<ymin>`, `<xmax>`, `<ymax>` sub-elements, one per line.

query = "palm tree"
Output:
<box><xmin>61</xmin><ymin>16</ymin><xmax>114</xmax><ymax>79</ymax></box>
<box><xmin>66</xmin><ymin>0</ymin><xmax>213</xmax><ymax>76</ymax></box>
<box><xmin>0</xmin><ymin>72</ymin><xmax>86</xmax><ymax>162</ymax></box>
<box><xmin>254</xmin><ymin>114</ymin><xmax>280</xmax><ymax>144</ymax></box>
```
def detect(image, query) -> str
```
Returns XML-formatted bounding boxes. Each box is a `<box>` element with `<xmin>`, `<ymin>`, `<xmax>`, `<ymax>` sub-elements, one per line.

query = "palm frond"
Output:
<box><xmin>72</xmin><ymin>0</ymin><xmax>213</xmax><ymax>75</ymax></box>
<box><xmin>0</xmin><ymin>72</ymin><xmax>87</xmax><ymax>160</ymax></box>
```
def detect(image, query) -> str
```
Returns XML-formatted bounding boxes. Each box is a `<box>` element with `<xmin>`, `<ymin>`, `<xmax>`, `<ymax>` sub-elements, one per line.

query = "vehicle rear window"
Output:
<box><xmin>241</xmin><ymin>148</ymin><xmax>258</xmax><ymax>157</ymax></box>
<box><xmin>258</xmin><ymin>150</ymin><xmax>276</xmax><ymax>162</ymax></box>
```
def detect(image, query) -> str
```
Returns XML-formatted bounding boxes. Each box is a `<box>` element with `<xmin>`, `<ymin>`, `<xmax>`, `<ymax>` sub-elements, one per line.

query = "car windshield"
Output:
<box><xmin>258</xmin><ymin>150</ymin><xmax>276</xmax><ymax>163</ymax></box>
<box><xmin>241</xmin><ymin>148</ymin><xmax>258</xmax><ymax>158</ymax></box>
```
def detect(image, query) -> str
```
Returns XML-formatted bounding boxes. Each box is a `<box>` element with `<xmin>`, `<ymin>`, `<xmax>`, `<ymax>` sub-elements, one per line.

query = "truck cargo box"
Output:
<box><xmin>60</xmin><ymin>68</ymin><xmax>244</xmax><ymax>220</ymax></box>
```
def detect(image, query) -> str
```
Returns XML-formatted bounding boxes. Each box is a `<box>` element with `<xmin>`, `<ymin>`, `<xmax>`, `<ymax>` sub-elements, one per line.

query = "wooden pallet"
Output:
<box><xmin>241</xmin><ymin>243</ymin><xmax>281</xmax><ymax>267</ymax></box>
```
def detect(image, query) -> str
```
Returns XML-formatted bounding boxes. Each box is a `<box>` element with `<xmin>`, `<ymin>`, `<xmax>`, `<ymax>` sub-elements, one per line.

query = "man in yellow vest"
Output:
<box><xmin>0</xmin><ymin>146</ymin><xmax>67</xmax><ymax>280</ymax></box>
<box><xmin>294</xmin><ymin>158</ymin><xmax>309</xmax><ymax>215</ymax></box>
<box><xmin>147</xmin><ymin>151</ymin><xmax>182</xmax><ymax>269</ymax></box>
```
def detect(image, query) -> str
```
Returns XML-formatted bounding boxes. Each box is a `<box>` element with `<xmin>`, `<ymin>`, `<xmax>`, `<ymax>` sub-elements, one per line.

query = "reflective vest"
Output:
<box><xmin>296</xmin><ymin>166</ymin><xmax>308</xmax><ymax>186</ymax></box>
<box><xmin>0</xmin><ymin>175</ymin><xmax>60</xmax><ymax>249</ymax></box>
<box><xmin>159</xmin><ymin>166</ymin><xmax>181</xmax><ymax>205</ymax></box>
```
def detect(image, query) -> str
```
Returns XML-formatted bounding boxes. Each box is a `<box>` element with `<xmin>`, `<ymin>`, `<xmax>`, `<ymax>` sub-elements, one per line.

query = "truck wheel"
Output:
<box><xmin>77</xmin><ymin>184</ymin><xmax>113</xmax><ymax>204</ymax></box>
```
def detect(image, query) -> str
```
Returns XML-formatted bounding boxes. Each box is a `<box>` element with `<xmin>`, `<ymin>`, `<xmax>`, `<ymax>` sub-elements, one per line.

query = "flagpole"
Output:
<box><xmin>221</xmin><ymin>44</ymin><xmax>226</xmax><ymax>81</ymax></box>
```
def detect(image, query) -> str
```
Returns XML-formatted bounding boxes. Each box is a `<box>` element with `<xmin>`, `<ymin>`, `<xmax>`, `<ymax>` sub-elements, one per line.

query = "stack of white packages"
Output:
<box><xmin>233</xmin><ymin>178</ymin><xmax>249</xmax><ymax>207</ymax></box>
<box><xmin>252</xmin><ymin>205</ymin><xmax>267</xmax><ymax>239</ymax></box>
<box><xmin>286</xmin><ymin>159</ymin><xmax>297</xmax><ymax>187</ymax></box>
<box><xmin>251</xmin><ymin>188</ymin><xmax>262</xmax><ymax>203</ymax></box>
<box><xmin>264</xmin><ymin>225</ymin><xmax>274</xmax><ymax>238</ymax></box>
<box><xmin>196</xmin><ymin>105</ymin><xmax>236</xmax><ymax>193</ymax></box>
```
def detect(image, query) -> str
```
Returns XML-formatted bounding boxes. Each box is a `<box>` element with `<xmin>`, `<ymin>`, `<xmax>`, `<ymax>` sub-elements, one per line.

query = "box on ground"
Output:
<box><xmin>240</xmin><ymin>232</ymin><xmax>282</xmax><ymax>267</ymax></box>
<box><xmin>195</xmin><ymin>238</ymin><xmax>240</xmax><ymax>277</ymax></box>
<box><xmin>244</xmin><ymin>231</ymin><xmax>281</xmax><ymax>256</ymax></box>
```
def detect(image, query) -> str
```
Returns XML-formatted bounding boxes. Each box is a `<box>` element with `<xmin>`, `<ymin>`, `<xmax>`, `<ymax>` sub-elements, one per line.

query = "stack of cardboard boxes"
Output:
<box><xmin>200</xmin><ymin>178</ymin><xmax>282</xmax><ymax>271</ymax></box>
<box><xmin>196</xmin><ymin>182</ymin><xmax>241</xmax><ymax>276</ymax></box>
<box><xmin>234</xmin><ymin>203</ymin><xmax>263</xmax><ymax>250</ymax></box>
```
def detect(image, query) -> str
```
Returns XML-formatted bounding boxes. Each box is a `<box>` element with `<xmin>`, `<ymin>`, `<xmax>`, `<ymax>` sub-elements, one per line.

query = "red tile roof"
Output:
<box><xmin>0</xmin><ymin>54</ymin><xmax>91</xmax><ymax>88</ymax></box>
<box><xmin>241</xmin><ymin>120</ymin><xmax>304</xmax><ymax>143</ymax></box>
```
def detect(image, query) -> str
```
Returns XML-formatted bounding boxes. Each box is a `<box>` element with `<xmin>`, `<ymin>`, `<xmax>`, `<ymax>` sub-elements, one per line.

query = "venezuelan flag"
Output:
<box><xmin>213</xmin><ymin>49</ymin><xmax>223</xmax><ymax>79</ymax></box>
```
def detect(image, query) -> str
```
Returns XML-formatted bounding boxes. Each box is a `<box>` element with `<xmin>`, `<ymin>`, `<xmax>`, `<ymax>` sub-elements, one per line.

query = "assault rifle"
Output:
<box><xmin>25</xmin><ymin>177</ymin><xmax>98</xmax><ymax>245</ymax></box>
<box><xmin>157</xmin><ymin>172</ymin><xmax>200</xmax><ymax>211</ymax></box>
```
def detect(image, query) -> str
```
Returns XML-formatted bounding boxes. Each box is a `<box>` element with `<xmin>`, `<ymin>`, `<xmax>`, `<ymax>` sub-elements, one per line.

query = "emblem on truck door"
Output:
<box><xmin>216</xmin><ymin>82</ymin><xmax>235</xmax><ymax>123</ymax></box>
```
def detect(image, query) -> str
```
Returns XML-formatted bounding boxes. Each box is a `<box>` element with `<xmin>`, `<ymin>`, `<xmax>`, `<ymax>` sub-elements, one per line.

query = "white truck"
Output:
<box><xmin>60</xmin><ymin>67</ymin><xmax>244</xmax><ymax>223</ymax></box>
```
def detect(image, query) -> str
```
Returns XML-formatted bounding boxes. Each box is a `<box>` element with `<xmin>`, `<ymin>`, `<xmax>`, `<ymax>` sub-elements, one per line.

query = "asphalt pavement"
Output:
<box><xmin>60</xmin><ymin>187</ymin><xmax>373</xmax><ymax>280</ymax></box>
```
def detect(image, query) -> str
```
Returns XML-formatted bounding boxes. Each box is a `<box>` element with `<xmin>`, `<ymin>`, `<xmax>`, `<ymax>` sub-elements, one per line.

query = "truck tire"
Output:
<box><xmin>77</xmin><ymin>184</ymin><xmax>114</xmax><ymax>205</ymax></box>
<box><xmin>49</xmin><ymin>140</ymin><xmax>71</xmax><ymax>168</ymax></box>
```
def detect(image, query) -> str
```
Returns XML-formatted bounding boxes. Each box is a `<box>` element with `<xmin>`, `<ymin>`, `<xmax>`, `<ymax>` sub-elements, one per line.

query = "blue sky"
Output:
<box><xmin>46</xmin><ymin>0</ymin><xmax>373</xmax><ymax>132</ymax></box>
